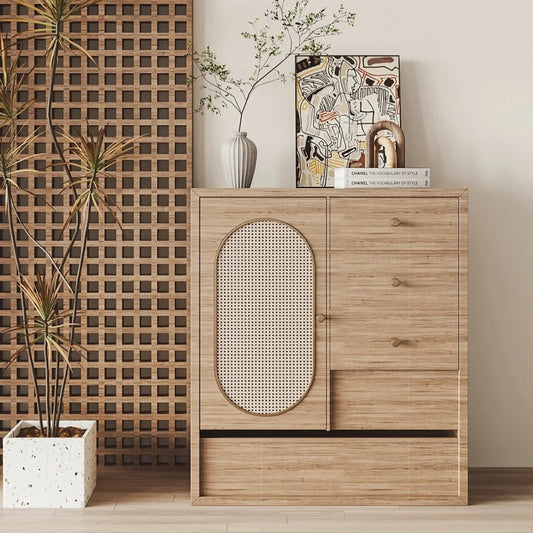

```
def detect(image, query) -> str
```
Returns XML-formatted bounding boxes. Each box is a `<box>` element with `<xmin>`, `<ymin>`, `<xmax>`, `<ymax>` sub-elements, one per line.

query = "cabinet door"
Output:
<box><xmin>198</xmin><ymin>197</ymin><xmax>327</xmax><ymax>429</ymax></box>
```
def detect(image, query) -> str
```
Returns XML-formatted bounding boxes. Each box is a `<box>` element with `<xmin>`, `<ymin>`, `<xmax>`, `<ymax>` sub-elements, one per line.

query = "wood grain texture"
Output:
<box><xmin>198</xmin><ymin>198</ymin><xmax>327</xmax><ymax>430</ymax></box>
<box><xmin>330</xmin><ymin>316</ymin><xmax>458</xmax><ymax>371</ymax></box>
<box><xmin>0</xmin><ymin>468</ymin><xmax>531</xmax><ymax>532</ymax></box>
<box><xmin>330</xmin><ymin>250</ymin><xmax>459</xmax><ymax>370</ymax></box>
<box><xmin>190</xmin><ymin>191</ymin><xmax>201</xmax><ymax>500</ymax></box>
<box><xmin>191</xmin><ymin>188</ymin><xmax>468</xmax><ymax>506</ymax></box>
<box><xmin>192</xmin><ymin>189</ymin><xmax>467</xmax><ymax>198</ymax></box>
<box><xmin>331</xmin><ymin>370</ymin><xmax>458</xmax><ymax>429</ymax></box>
<box><xmin>0</xmin><ymin>0</ymin><xmax>193</xmax><ymax>468</ymax></box>
<box><xmin>458</xmin><ymin>190</ymin><xmax>469</xmax><ymax>502</ymax></box>
<box><xmin>199</xmin><ymin>437</ymin><xmax>460</xmax><ymax>505</ymax></box>
<box><xmin>330</xmin><ymin>197</ymin><xmax>459</xmax><ymax>251</ymax></box>
<box><xmin>330</xmin><ymin>251</ymin><xmax>458</xmax><ymax>316</ymax></box>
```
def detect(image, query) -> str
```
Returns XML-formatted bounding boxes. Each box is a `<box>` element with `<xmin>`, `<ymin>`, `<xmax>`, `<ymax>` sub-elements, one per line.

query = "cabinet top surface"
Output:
<box><xmin>192</xmin><ymin>188</ymin><xmax>468</xmax><ymax>198</ymax></box>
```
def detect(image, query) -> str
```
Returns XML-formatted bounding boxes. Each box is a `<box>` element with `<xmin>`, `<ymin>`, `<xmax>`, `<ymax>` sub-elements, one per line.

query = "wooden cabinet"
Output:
<box><xmin>191</xmin><ymin>189</ymin><xmax>468</xmax><ymax>505</ymax></box>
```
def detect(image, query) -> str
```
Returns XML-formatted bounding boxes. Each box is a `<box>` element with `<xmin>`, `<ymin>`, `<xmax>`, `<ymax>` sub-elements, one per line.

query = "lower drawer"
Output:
<box><xmin>199</xmin><ymin>437</ymin><xmax>464</xmax><ymax>505</ymax></box>
<box><xmin>331</xmin><ymin>371</ymin><xmax>458</xmax><ymax>430</ymax></box>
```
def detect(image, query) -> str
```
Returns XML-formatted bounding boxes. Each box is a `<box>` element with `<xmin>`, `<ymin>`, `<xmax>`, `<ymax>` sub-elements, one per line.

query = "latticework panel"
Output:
<box><xmin>216</xmin><ymin>221</ymin><xmax>314</xmax><ymax>415</ymax></box>
<box><xmin>0</xmin><ymin>1</ymin><xmax>192</xmax><ymax>467</ymax></box>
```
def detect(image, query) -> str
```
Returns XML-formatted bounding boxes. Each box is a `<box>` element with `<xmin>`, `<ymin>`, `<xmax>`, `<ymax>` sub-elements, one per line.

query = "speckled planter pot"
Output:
<box><xmin>3</xmin><ymin>420</ymin><xmax>97</xmax><ymax>508</ymax></box>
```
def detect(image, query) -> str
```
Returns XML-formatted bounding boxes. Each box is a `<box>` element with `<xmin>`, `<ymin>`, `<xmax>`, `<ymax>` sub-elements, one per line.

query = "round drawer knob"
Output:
<box><xmin>390</xmin><ymin>278</ymin><xmax>402</xmax><ymax>287</ymax></box>
<box><xmin>390</xmin><ymin>217</ymin><xmax>402</xmax><ymax>227</ymax></box>
<box><xmin>390</xmin><ymin>337</ymin><xmax>402</xmax><ymax>347</ymax></box>
<box><xmin>316</xmin><ymin>314</ymin><xmax>327</xmax><ymax>323</ymax></box>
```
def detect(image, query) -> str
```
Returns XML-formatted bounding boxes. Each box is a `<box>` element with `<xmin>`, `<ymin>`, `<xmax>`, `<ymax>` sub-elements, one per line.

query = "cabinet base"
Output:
<box><xmin>195</xmin><ymin>436</ymin><xmax>467</xmax><ymax>506</ymax></box>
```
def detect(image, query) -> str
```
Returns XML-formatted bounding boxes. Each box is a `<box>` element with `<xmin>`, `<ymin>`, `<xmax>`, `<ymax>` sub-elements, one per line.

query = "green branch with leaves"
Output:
<box><xmin>189</xmin><ymin>0</ymin><xmax>356</xmax><ymax>132</ymax></box>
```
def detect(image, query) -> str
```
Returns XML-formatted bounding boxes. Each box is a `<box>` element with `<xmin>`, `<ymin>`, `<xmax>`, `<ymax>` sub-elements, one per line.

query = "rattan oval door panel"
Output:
<box><xmin>197</xmin><ymin>197</ymin><xmax>327</xmax><ymax>430</ymax></box>
<box><xmin>216</xmin><ymin>220</ymin><xmax>314</xmax><ymax>415</ymax></box>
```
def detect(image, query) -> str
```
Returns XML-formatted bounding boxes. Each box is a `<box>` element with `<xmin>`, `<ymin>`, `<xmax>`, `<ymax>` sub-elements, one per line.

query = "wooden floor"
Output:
<box><xmin>1</xmin><ymin>468</ymin><xmax>532</xmax><ymax>532</ymax></box>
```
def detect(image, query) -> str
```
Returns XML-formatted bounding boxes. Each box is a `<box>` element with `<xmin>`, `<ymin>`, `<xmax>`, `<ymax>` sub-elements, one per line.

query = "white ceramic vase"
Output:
<box><xmin>221</xmin><ymin>131</ymin><xmax>257</xmax><ymax>188</ymax></box>
<box><xmin>3</xmin><ymin>420</ymin><xmax>97</xmax><ymax>508</ymax></box>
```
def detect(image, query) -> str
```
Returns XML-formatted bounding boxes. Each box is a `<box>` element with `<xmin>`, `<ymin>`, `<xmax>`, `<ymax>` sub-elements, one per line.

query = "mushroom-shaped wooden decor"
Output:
<box><xmin>365</xmin><ymin>120</ymin><xmax>405</xmax><ymax>168</ymax></box>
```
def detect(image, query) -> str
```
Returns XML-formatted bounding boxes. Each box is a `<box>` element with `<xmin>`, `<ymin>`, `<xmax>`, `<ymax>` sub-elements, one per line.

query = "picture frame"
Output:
<box><xmin>295</xmin><ymin>55</ymin><xmax>401</xmax><ymax>187</ymax></box>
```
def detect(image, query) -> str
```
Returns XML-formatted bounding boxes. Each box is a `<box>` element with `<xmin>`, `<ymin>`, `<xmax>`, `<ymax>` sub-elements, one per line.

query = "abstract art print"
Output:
<box><xmin>295</xmin><ymin>55</ymin><xmax>401</xmax><ymax>187</ymax></box>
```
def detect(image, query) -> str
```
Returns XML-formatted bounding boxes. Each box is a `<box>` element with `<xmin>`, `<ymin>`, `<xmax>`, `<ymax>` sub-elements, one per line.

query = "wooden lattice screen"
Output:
<box><xmin>0</xmin><ymin>0</ymin><xmax>192</xmax><ymax>467</ymax></box>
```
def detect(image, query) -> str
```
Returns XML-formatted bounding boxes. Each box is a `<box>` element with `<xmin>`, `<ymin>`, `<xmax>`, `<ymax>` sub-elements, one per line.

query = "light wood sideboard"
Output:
<box><xmin>190</xmin><ymin>188</ymin><xmax>468</xmax><ymax>505</ymax></box>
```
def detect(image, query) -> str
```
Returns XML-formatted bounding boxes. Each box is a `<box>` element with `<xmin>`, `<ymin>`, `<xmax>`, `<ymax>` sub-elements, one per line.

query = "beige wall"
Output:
<box><xmin>193</xmin><ymin>0</ymin><xmax>533</xmax><ymax>467</ymax></box>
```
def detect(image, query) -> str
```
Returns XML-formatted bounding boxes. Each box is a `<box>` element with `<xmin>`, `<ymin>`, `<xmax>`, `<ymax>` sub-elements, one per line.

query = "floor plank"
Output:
<box><xmin>0</xmin><ymin>468</ymin><xmax>532</xmax><ymax>533</ymax></box>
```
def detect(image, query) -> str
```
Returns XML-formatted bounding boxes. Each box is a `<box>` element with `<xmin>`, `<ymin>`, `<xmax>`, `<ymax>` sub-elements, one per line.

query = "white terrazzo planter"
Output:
<box><xmin>2</xmin><ymin>420</ymin><xmax>97</xmax><ymax>508</ymax></box>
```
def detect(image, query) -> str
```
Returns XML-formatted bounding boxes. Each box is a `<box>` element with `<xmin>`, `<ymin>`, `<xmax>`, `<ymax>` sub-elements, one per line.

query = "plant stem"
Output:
<box><xmin>237</xmin><ymin>43</ymin><xmax>295</xmax><ymax>132</ymax></box>
<box><xmin>12</xmin><ymin>207</ymin><xmax>71</xmax><ymax>289</ymax></box>
<box><xmin>44</xmin><ymin>323</ymin><xmax>51</xmax><ymax>437</ymax></box>
<box><xmin>48</xmin><ymin>39</ymin><xmax>64</xmax><ymax>436</ymax></box>
<box><xmin>53</xmin><ymin>174</ymin><xmax>95</xmax><ymax>434</ymax></box>
<box><xmin>194</xmin><ymin>2</ymin><xmax>355</xmax><ymax>131</ymax></box>
<box><xmin>193</xmin><ymin>66</ymin><xmax>243</xmax><ymax>115</ymax></box>
<box><xmin>5</xmin><ymin>183</ymin><xmax>44</xmax><ymax>434</ymax></box>
<box><xmin>47</xmin><ymin>39</ymin><xmax>81</xmax><ymax>277</ymax></box>
<box><xmin>46</xmin><ymin>38</ymin><xmax>82</xmax><ymax>435</ymax></box>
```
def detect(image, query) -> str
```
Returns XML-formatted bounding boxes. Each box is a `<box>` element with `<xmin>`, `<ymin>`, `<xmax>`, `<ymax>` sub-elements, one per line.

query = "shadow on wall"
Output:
<box><xmin>399</xmin><ymin>59</ymin><xmax>461</xmax><ymax>178</ymax></box>
<box><xmin>469</xmin><ymin>184</ymin><xmax>533</xmax><ymax>466</ymax></box>
<box><xmin>398</xmin><ymin>60</ymin><xmax>431</xmax><ymax>169</ymax></box>
<box><xmin>401</xmin><ymin>59</ymin><xmax>478</xmax><ymax>186</ymax></box>
<box><xmin>402</xmin><ymin>60</ymin><xmax>533</xmax><ymax>466</ymax></box>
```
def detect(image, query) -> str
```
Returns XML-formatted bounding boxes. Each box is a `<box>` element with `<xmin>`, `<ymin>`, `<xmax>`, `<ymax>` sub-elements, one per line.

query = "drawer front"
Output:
<box><xmin>331</xmin><ymin>315</ymin><xmax>458</xmax><ymax>370</ymax></box>
<box><xmin>330</xmin><ymin>251</ymin><xmax>458</xmax><ymax>318</ymax></box>
<box><xmin>330</xmin><ymin>249</ymin><xmax>458</xmax><ymax>370</ymax></box>
<box><xmin>331</xmin><ymin>198</ymin><xmax>459</xmax><ymax>251</ymax></box>
<box><xmin>200</xmin><ymin>437</ymin><xmax>460</xmax><ymax>504</ymax></box>
<box><xmin>331</xmin><ymin>371</ymin><xmax>458</xmax><ymax>430</ymax></box>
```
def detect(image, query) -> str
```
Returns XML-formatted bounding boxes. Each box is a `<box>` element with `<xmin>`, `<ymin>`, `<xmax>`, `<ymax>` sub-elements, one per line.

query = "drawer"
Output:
<box><xmin>330</xmin><ymin>251</ymin><xmax>458</xmax><ymax>318</ymax></box>
<box><xmin>331</xmin><ymin>315</ymin><xmax>458</xmax><ymax>370</ymax></box>
<box><xmin>200</xmin><ymin>437</ymin><xmax>461</xmax><ymax>504</ymax></box>
<box><xmin>331</xmin><ymin>198</ymin><xmax>459</xmax><ymax>251</ymax></box>
<box><xmin>330</xmin><ymin>249</ymin><xmax>458</xmax><ymax>370</ymax></box>
<box><xmin>331</xmin><ymin>371</ymin><xmax>458</xmax><ymax>430</ymax></box>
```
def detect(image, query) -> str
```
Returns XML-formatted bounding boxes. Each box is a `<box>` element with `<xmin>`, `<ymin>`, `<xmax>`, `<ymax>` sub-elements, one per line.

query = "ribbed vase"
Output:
<box><xmin>221</xmin><ymin>131</ymin><xmax>257</xmax><ymax>188</ymax></box>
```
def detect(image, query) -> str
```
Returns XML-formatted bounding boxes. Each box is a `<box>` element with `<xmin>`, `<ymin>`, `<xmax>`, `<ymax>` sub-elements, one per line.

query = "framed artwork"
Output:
<box><xmin>295</xmin><ymin>55</ymin><xmax>401</xmax><ymax>187</ymax></box>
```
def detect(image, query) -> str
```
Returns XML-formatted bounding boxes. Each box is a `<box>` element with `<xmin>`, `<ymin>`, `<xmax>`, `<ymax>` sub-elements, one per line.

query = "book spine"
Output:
<box><xmin>335</xmin><ymin>177</ymin><xmax>430</xmax><ymax>188</ymax></box>
<box><xmin>336</xmin><ymin>168</ymin><xmax>430</xmax><ymax>179</ymax></box>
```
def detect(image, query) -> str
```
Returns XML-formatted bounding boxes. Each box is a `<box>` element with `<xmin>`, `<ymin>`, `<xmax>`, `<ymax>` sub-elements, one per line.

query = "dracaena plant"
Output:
<box><xmin>0</xmin><ymin>0</ymin><xmax>137</xmax><ymax>437</ymax></box>
<box><xmin>189</xmin><ymin>0</ymin><xmax>356</xmax><ymax>132</ymax></box>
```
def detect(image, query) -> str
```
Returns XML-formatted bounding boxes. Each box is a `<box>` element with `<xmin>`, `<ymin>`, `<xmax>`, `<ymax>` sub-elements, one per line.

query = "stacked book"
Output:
<box><xmin>334</xmin><ymin>168</ymin><xmax>430</xmax><ymax>188</ymax></box>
